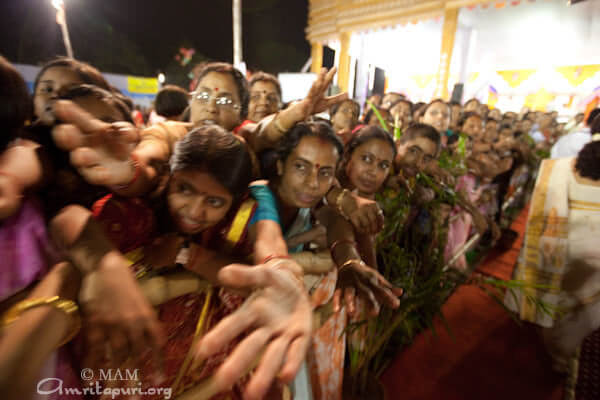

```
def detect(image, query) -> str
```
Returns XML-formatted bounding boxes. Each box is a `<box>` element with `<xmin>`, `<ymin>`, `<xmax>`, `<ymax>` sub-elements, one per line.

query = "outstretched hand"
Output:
<box><xmin>340</xmin><ymin>191</ymin><xmax>385</xmax><ymax>235</ymax></box>
<box><xmin>333</xmin><ymin>260</ymin><xmax>402</xmax><ymax>317</ymax></box>
<box><xmin>296</xmin><ymin>67</ymin><xmax>348</xmax><ymax>120</ymax></box>
<box><xmin>191</xmin><ymin>260</ymin><xmax>312</xmax><ymax>400</ymax></box>
<box><xmin>52</xmin><ymin>100</ymin><xmax>140</xmax><ymax>187</ymax></box>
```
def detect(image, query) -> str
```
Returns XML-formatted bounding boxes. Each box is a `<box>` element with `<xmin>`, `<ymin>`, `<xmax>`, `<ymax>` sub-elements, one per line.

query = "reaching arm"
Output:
<box><xmin>0</xmin><ymin>262</ymin><xmax>81</xmax><ymax>400</ymax></box>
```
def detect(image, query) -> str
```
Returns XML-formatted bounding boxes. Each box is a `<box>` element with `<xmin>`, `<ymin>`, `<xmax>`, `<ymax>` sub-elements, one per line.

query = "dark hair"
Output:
<box><xmin>400</xmin><ymin>123</ymin><xmax>441</xmax><ymax>154</ymax></box>
<box><xmin>344</xmin><ymin>125</ymin><xmax>396</xmax><ymax>160</ymax></box>
<box><xmin>34</xmin><ymin>57</ymin><xmax>110</xmax><ymax>93</ymax></box>
<box><xmin>413</xmin><ymin>102</ymin><xmax>426</xmax><ymax>114</ymax></box>
<box><xmin>591</xmin><ymin>113</ymin><xmax>600</xmax><ymax>134</ymax></box>
<box><xmin>57</xmin><ymin>84</ymin><xmax>133</xmax><ymax>124</ymax></box>
<box><xmin>171</xmin><ymin>125</ymin><xmax>254</xmax><ymax>199</ymax></box>
<box><xmin>382</xmin><ymin>92</ymin><xmax>404</xmax><ymax>105</ymax></box>
<box><xmin>111</xmin><ymin>89</ymin><xmax>134</xmax><ymax>113</ymax></box>
<box><xmin>248</xmin><ymin>71</ymin><xmax>282</xmax><ymax>99</ymax></box>
<box><xmin>464</xmin><ymin>98</ymin><xmax>480</xmax><ymax>107</ymax></box>
<box><xmin>330</xmin><ymin>99</ymin><xmax>360</xmax><ymax>118</ymax></box>
<box><xmin>523</xmin><ymin>111</ymin><xmax>536</xmax><ymax>121</ymax></box>
<box><xmin>195</xmin><ymin>62</ymin><xmax>249</xmax><ymax>119</ymax></box>
<box><xmin>155</xmin><ymin>85</ymin><xmax>189</xmax><ymax>118</ymax></box>
<box><xmin>0</xmin><ymin>56</ymin><xmax>32</xmax><ymax>151</ymax></box>
<box><xmin>575</xmin><ymin>140</ymin><xmax>600</xmax><ymax>181</ymax></box>
<box><xmin>272</xmin><ymin>121</ymin><xmax>343</xmax><ymax>179</ymax></box>
<box><xmin>458</xmin><ymin>111</ymin><xmax>482</xmax><ymax>129</ymax></box>
<box><xmin>586</xmin><ymin>108</ymin><xmax>600</xmax><ymax>127</ymax></box>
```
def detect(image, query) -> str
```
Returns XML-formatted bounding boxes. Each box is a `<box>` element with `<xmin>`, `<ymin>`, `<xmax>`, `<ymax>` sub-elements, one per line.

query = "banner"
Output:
<box><xmin>496</xmin><ymin>69</ymin><xmax>536</xmax><ymax>89</ymax></box>
<box><xmin>556</xmin><ymin>65</ymin><xmax>600</xmax><ymax>88</ymax></box>
<box><xmin>127</xmin><ymin>76</ymin><xmax>158</xmax><ymax>95</ymax></box>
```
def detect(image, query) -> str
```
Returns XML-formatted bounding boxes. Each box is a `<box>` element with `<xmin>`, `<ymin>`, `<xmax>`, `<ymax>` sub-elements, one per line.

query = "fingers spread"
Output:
<box><xmin>52</xmin><ymin>124</ymin><xmax>87</xmax><ymax>151</ymax></box>
<box><xmin>212</xmin><ymin>328</ymin><xmax>271</xmax><ymax>395</ymax></box>
<box><xmin>54</xmin><ymin>100</ymin><xmax>110</xmax><ymax>134</ymax></box>
<box><xmin>244</xmin><ymin>335</ymin><xmax>289</xmax><ymax>400</ymax></box>
<box><xmin>194</xmin><ymin>302</ymin><xmax>256</xmax><ymax>362</ymax></box>
<box><xmin>278</xmin><ymin>335</ymin><xmax>310</xmax><ymax>383</ymax></box>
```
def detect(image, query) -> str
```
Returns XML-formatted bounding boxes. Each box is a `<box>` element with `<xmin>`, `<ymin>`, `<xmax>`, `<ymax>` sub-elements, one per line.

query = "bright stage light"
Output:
<box><xmin>51</xmin><ymin>0</ymin><xmax>64</xmax><ymax>10</ymax></box>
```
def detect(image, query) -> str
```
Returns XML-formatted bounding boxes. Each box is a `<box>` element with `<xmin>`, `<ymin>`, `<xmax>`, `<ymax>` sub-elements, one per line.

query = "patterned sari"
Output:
<box><xmin>88</xmin><ymin>194</ymin><xmax>266</xmax><ymax>400</ymax></box>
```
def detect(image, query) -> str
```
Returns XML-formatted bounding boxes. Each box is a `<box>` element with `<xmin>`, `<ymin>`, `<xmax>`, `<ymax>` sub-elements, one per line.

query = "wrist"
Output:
<box><xmin>92</xmin><ymin>250</ymin><xmax>130</xmax><ymax>275</ymax></box>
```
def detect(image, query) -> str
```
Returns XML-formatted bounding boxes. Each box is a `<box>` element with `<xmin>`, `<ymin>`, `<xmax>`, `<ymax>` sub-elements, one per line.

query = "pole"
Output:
<box><xmin>53</xmin><ymin>1</ymin><xmax>74</xmax><ymax>58</ymax></box>
<box><xmin>232</xmin><ymin>0</ymin><xmax>242</xmax><ymax>66</ymax></box>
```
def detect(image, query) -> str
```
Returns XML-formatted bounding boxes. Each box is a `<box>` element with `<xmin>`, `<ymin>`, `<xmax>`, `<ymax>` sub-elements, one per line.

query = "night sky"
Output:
<box><xmin>0</xmin><ymin>0</ymin><xmax>310</xmax><ymax>84</ymax></box>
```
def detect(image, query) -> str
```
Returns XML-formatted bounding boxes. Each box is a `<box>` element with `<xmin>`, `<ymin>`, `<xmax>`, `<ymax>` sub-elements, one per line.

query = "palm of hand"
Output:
<box><xmin>52</xmin><ymin>101</ymin><xmax>140</xmax><ymax>187</ymax></box>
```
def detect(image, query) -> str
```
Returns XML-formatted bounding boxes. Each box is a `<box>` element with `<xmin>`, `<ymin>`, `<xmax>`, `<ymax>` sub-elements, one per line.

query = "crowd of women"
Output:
<box><xmin>0</xmin><ymin>53</ymin><xmax>597</xmax><ymax>400</ymax></box>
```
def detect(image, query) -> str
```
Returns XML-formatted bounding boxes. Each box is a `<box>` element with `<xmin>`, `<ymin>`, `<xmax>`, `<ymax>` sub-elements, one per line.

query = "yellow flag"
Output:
<box><xmin>497</xmin><ymin>69</ymin><xmax>536</xmax><ymax>88</ymax></box>
<box><xmin>556</xmin><ymin>65</ymin><xmax>600</xmax><ymax>87</ymax></box>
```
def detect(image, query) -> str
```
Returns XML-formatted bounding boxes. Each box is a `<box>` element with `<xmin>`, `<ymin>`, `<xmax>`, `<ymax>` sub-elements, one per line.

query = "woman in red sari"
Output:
<box><xmin>88</xmin><ymin>124</ymin><xmax>309</xmax><ymax>399</ymax></box>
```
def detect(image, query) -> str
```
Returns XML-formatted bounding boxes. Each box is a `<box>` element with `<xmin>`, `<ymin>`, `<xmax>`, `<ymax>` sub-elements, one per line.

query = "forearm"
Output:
<box><xmin>0</xmin><ymin>262</ymin><xmax>80</xmax><ymax>400</ymax></box>
<box><xmin>254</xmin><ymin>105</ymin><xmax>305</xmax><ymax>152</ymax></box>
<box><xmin>251</xmin><ymin>219</ymin><xmax>289</xmax><ymax>265</ymax></box>
<box><xmin>139</xmin><ymin>270</ymin><xmax>210</xmax><ymax>306</ymax></box>
<box><xmin>49</xmin><ymin>205</ymin><xmax>122</xmax><ymax>275</ymax></box>
<box><xmin>290</xmin><ymin>251</ymin><xmax>334</xmax><ymax>275</ymax></box>
<box><xmin>326</xmin><ymin>213</ymin><xmax>361</xmax><ymax>265</ymax></box>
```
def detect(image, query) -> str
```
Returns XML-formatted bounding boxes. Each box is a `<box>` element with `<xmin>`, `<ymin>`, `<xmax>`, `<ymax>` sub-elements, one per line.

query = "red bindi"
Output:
<box><xmin>214</xmin><ymin>87</ymin><xmax>219</xmax><ymax>92</ymax></box>
<box><xmin>315</xmin><ymin>163</ymin><xmax>321</xmax><ymax>169</ymax></box>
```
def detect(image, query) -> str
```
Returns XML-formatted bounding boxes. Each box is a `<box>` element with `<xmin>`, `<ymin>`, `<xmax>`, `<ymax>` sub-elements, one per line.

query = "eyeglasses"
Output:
<box><xmin>192</xmin><ymin>91</ymin><xmax>240</xmax><ymax>110</ymax></box>
<box><xmin>250</xmin><ymin>92</ymin><xmax>280</xmax><ymax>106</ymax></box>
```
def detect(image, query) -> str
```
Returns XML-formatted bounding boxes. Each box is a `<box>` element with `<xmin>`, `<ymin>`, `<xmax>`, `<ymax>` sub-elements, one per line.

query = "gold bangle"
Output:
<box><xmin>1</xmin><ymin>296</ymin><xmax>81</xmax><ymax>346</ymax></box>
<box><xmin>335</xmin><ymin>188</ymin><xmax>350</xmax><ymax>219</ymax></box>
<box><xmin>338</xmin><ymin>258</ymin><xmax>365</xmax><ymax>272</ymax></box>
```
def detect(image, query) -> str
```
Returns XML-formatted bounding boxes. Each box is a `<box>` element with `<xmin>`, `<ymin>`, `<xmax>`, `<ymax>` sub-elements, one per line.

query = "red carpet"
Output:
<box><xmin>476</xmin><ymin>206</ymin><xmax>529</xmax><ymax>280</ymax></box>
<box><xmin>381</xmin><ymin>207</ymin><xmax>565</xmax><ymax>400</ymax></box>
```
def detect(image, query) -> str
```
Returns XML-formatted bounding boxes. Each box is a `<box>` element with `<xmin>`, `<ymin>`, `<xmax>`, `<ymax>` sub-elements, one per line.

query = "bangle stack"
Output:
<box><xmin>1</xmin><ymin>296</ymin><xmax>81</xmax><ymax>347</ymax></box>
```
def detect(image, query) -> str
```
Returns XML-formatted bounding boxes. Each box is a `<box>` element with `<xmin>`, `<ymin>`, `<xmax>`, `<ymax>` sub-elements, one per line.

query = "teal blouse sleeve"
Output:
<box><xmin>249</xmin><ymin>184</ymin><xmax>281</xmax><ymax>226</ymax></box>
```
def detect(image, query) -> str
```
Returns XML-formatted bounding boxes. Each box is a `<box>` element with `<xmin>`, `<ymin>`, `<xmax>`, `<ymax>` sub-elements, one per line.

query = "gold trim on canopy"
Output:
<box><xmin>306</xmin><ymin>0</ymin><xmax>509</xmax><ymax>92</ymax></box>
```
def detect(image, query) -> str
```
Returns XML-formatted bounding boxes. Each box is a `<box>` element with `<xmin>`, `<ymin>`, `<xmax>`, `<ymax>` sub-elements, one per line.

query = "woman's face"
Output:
<box><xmin>396</xmin><ymin>136</ymin><xmax>438</xmax><ymax>178</ymax></box>
<box><xmin>34</xmin><ymin>66</ymin><xmax>85</xmax><ymax>125</ymax></box>
<box><xmin>248</xmin><ymin>80</ymin><xmax>280</xmax><ymax>122</ymax></box>
<box><xmin>168</xmin><ymin>170</ymin><xmax>233</xmax><ymax>235</ymax></box>
<box><xmin>390</xmin><ymin>102</ymin><xmax>412</xmax><ymax>130</ymax></box>
<box><xmin>484</xmin><ymin>121</ymin><xmax>498</xmax><ymax>143</ymax></box>
<box><xmin>368</xmin><ymin>108</ymin><xmax>394</xmax><ymax>132</ymax></box>
<box><xmin>331</xmin><ymin>101</ymin><xmax>359</xmax><ymax>132</ymax></box>
<box><xmin>420</xmin><ymin>101</ymin><xmax>450</xmax><ymax>134</ymax></box>
<box><xmin>191</xmin><ymin>71</ymin><xmax>242</xmax><ymax>131</ymax></box>
<box><xmin>277</xmin><ymin>136</ymin><xmax>339</xmax><ymax>209</ymax></box>
<box><xmin>462</xmin><ymin>115</ymin><xmax>484</xmax><ymax>141</ymax></box>
<box><xmin>345</xmin><ymin>139</ymin><xmax>393</xmax><ymax>196</ymax></box>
